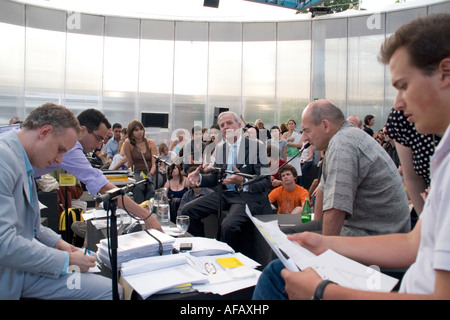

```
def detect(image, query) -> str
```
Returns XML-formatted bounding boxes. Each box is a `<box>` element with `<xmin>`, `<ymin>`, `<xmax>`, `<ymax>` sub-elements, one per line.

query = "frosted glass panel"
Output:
<box><xmin>347</xmin><ymin>15</ymin><xmax>386</xmax><ymax>131</ymax></box>
<box><xmin>311</xmin><ymin>19</ymin><xmax>347</xmax><ymax>109</ymax></box>
<box><xmin>65</xmin><ymin>32</ymin><xmax>104</xmax><ymax>111</ymax></box>
<box><xmin>207</xmin><ymin>22</ymin><xmax>243</xmax><ymax>124</ymax></box>
<box><xmin>173</xmin><ymin>22</ymin><xmax>208</xmax><ymax>131</ymax></box>
<box><xmin>0</xmin><ymin>22</ymin><xmax>25</xmax><ymax>122</ymax></box>
<box><xmin>242</xmin><ymin>23</ymin><xmax>277</xmax><ymax>127</ymax></box>
<box><xmin>103</xmin><ymin>17</ymin><xmax>140</xmax><ymax>125</ymax></box>
<box><xmin>277</xmin><ymin>21</ymin><xmax>311</xmax><ymax>126</ymax></box>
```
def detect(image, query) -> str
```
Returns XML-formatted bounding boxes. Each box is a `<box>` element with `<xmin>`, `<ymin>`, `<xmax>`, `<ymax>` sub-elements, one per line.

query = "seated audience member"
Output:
<box><xmin>122</xmin><ymin>120</ymin><xmax>157</xmax><ymax>204</ymax></box>
<box><xmin>202</xmin><ymin>123</ymin><xmax>221</xmax><ymax>172</ymax></box>
<box><xmin>177</xmin><ymin>166</ymin><xmax>214</xmax><ymax>216</ymax></box>
<box><xmin>169</xmin><ymin>129</ymin><xmax>187</xmax><ymax>157</ymax></box>
<box><xmin>254</xmin><ymin>119</ymin><xmax>271</xmax><ymax>144</ymax></box>
<box><xmin>253</xmin><ymin>13</ymin><xmax>450</xmax><ymax>300</ymax></box>
<box><xmin>0</xmin><ymin>102</ymin><xmax>118</xmax><ymax>300</ymax></box>
<box><xmin>158</xmin><ymin>142</ymin><xmax>176</xmax><ymax>173</ymax></box>
<box><xmin>181</xmin><ymin>111</ymin><xmax>271</xmax><ymax>252</ymax></box>
<box><xmin>106</xmin><ymin>123</ymin><xmax>122</xmax><ymax>163</ymax></box>
<box><xmin>164</xmin><ymin>163</ymin><xmax>189</xmax><ymax>200</ymax></box>
<box><xmin>164</xmin><ymin>163</ymin><xmax>189</xmax><ymax>222</ymax></box>
<box><xmin>267</xmin><ymin>145</ymin><xmax>285</xmax><ymax>188</ymax></box>
<box><xmin>281</xmin><ymin>99</ymin><xmax>410</xmax><ymax>237</ymax></box>
<box><xmin>268</xmin><ymin>164</ymin><xmax>309</xmax><ymax>214</ymax></box>
<box><xmin>299</xmin><ymin>134</ymin><xmax>314</xmax><ymax>187</ymax></box>
<box><xmin>109</xmin><ymin>127</ymin><xmax>128</xmax><ymax>170</ymax></box>
<box><xmin>33</xmin><ymin>109</ymin><xmax>161</xmax><ymax>231</ymax></box>
<box><xmin>182</xmin><ymin>126</ymin><xmax>206</xmax><ymax>173</ymax></box>
<box><xmin>267</xmin><ymin>126</ymin><xmax>288</xmax><ymax>161</ymax></box>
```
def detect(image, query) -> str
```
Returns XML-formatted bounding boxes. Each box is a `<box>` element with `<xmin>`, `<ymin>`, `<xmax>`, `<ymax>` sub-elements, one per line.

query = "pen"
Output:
<box><xmin>84</xmin><ymin>248</ymin><xmax>90</xmax><ymax>255</ymax></box>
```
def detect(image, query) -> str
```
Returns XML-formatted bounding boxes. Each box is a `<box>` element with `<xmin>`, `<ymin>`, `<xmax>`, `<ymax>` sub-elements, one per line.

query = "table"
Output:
<box><xmin>85</xmin><ymin>213</ymin><xmax>303</xmax><ymax>300</ymax></box>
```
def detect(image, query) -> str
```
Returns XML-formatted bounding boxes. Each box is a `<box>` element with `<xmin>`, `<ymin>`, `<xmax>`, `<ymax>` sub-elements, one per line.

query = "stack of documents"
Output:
<box><xmin>97</xmin><ymin>229</ymin><xmax>175</xmax><ymax>269</ymax></box>
<box><xmin>120</xmin><ymin>238</ymin><xmax>262</xmax><ymax>299</ymax></box>
<box><xmin>173</xmin><ymin>237</ymin><xmax>235</xmax><ymax>256</ymax></box>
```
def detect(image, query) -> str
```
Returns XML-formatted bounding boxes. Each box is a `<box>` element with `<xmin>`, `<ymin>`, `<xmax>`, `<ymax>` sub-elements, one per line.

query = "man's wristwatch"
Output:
<box><xmin>312</xmin><ymin>279</ymin><xmax>336</xmax><ymax>300</ymax></box>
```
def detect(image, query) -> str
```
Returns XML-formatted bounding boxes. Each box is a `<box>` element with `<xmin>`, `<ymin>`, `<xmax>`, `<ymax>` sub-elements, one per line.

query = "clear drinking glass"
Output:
<box><xmin>159</xmin><ymin>203</ymin><xmax>170</xmax><ymax>226</ymax></box>
<box><xmin>176</xmin><ymin>215</ymin><xmax>190</xmax><ymax>236</ymax></box>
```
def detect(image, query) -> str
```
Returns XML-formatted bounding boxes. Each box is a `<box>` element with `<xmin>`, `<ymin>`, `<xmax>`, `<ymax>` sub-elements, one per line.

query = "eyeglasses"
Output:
<box><xmin>87</xmin><ymin>128</ymin><xmax>105</xmax><ymax>144</ymax></box>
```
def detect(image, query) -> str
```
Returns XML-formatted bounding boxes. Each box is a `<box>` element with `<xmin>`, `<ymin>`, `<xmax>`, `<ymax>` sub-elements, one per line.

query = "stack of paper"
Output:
<box><xmin>121</xmin><ymin>253</ymin><xmax>208</xmax><ymax>298</ymax></box>
<box><xmin>173</xmin><ymin>237</ymin><xmax>235</xmax><ymax>256</ymax></box>
<box><xmin>96</xmin><ymin>229</ymin><xmax>175</xmax><ymax>269</ymax></box>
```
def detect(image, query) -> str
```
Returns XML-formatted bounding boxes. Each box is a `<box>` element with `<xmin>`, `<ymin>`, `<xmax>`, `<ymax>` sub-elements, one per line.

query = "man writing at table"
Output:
<box><xmin>0</xmin><ymin>103</ymin><xmax>116</xmax><ymax>299</ymax></box>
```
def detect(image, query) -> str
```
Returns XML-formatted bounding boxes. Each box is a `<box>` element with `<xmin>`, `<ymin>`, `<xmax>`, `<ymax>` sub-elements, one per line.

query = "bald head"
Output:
<box><xmin>302</xmin><ymin>99</ymin><xmax>345</xmax><ymax>126</ymax></box>
<box><xmin>347</xmin><ymin>115</ymin><xmax>362</xmax><ymax>129</ymax></box>
<box><xmin>301</xmin><ymin>99</ymin><xmax>346</xmax><ymax>151</ymax></box>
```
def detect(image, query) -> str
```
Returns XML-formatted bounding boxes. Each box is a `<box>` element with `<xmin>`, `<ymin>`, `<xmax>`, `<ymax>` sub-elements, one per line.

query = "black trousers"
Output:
<box><xmin>180</xmin><ymin>190</ymin><xmax>250</xmax><ymax>252</ymax></box>
<box><xmin>132</xmin><ymin>170</ymin><xmax>155</xmax><ymax>205</ymax></box>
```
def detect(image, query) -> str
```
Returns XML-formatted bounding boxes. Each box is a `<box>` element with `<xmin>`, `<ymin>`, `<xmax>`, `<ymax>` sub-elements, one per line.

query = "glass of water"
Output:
<box><xmin>158</xmin><ymin>203</ymin><xmax>170</xmax><ymax>227</ymax></box>
<box><xmin>176</xmin><ymin>215</ymin><xmax>190</xmax><ymax>236</ymax></box>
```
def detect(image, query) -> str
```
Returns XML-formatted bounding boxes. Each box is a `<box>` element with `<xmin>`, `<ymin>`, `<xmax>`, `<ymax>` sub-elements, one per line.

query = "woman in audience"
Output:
<box><xmin>169</xmin><ymin>129</ymin><xmax>187</xmax><ymax>157</ymax></box>
<box><xmin>282</xmin><ymin>119</ymin><xmax>302</xmax><ymax>182</ymax></box>
<box><xmin>164</xmin><ymin>163</ymin><xmax>189</xmax><ymax>222</ymax></box>
<box><xmin>164</xmin><ymin>163</ymin><xmax>189</xmax><ymax>199</ymax></box>
<box><xmin>122</xmin><ymin>120</ymin><xmax>156</xmax><ymax>204</ymax></box>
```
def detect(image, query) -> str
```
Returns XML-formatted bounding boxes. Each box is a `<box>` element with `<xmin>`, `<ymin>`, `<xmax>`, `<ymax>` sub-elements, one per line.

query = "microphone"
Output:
<box><xmin>299</xmin><ymin>142</ymin><xmax>310</xmax><ymax>154</ymax></box>
<box><xmin>276</xmin><ymin>141</ymin><xmax>311</xmax><ymax>173</ymax></box>
<box><xmin>130</xmin><ymin>140</ymin><xmax>150</xmax><ymax>176</ymax></box>
<box><xmin>152</xmin><ymin>154</ymin><xmax>171</xmax><ymax>167</ymax></box>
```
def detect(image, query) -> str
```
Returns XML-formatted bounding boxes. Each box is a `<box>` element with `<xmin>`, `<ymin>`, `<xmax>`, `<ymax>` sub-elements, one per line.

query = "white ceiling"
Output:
<box><xmin>9</xmin><ymin>0</ymin><xmax>439</xmax><ymax>21</ymax></box>
<box><xmin>11</xmin><ymin>0</ymin><xmax>303</xmax><ymax>21</ymax></box>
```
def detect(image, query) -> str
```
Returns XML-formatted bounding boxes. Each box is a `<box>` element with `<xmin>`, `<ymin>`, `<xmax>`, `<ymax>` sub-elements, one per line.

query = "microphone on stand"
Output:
<box><xmin>130</xmin><ymin>140</ymin><xmax>150</xmax><ymax>177</ymax></box>
<box><xmin>277</xmin><ymin>141</ymin><xmax>311</xmax><ymax>172</ymax></box>
<box><xmin>152</xmin><ymin>154</ymin><xmax>171</xmax><ymax>167</ymax></box>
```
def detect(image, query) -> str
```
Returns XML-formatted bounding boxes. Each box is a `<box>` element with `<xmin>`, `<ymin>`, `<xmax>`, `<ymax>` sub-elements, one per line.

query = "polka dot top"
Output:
<box><xmin>385</xmin><ymin>108</ymin><xmax>440</xmax><ymax>186</ymax></box>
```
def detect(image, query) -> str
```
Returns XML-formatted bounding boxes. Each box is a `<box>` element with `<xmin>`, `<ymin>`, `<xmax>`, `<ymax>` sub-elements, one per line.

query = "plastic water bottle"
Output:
<box><xmin>301</xmin><ymin>197</ymin><xmax>311</xmax><ymax>223</ymax></box>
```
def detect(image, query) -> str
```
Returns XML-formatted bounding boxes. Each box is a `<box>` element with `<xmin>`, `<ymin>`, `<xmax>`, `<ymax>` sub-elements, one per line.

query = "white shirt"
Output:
<box><xmin>399</xmin><ymin>125</ymin><xmax>450</xmax><ymax>294</ymax></box>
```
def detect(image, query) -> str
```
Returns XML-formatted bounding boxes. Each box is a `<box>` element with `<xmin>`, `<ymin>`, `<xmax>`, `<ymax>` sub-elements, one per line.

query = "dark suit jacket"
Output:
<box><xmin>200</xmin><ymin>136</ymin><xmax>272</xmax><ymax>215</ymax></box>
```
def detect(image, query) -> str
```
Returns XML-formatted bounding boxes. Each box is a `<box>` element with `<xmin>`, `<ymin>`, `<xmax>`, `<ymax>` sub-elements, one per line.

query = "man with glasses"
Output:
<box><xmin>34</xmin><ymin>109</ymin><xmax>161</xmax><ymax>231</ymax></box>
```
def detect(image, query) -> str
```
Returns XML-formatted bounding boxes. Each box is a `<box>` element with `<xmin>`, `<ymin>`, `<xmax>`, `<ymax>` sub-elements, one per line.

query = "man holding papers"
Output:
<box><xmin>253</xmin><ymin>14</ymin><xmax>450</xmax><ymax>300</ymax></box>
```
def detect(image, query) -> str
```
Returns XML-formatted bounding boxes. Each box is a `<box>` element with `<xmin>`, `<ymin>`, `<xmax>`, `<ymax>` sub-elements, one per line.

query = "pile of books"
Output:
<box><xmin>96</xmin><ymin>229</ymin><xmax>175</xmax><ymax>269</ymax></box>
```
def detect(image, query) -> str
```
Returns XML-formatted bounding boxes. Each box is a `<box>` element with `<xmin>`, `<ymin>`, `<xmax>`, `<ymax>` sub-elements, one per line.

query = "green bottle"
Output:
<box><xmin>301</xmin><ymin>197</ymin><xmax>311</xmax><ymax>223</ymax></box>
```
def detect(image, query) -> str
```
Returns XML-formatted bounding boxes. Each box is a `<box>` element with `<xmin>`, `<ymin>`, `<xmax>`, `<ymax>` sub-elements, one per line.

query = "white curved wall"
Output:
<box><xmin>0</xmin><ymin>0</ymin><xmax>448</xmax><ymax>143</ymax></box>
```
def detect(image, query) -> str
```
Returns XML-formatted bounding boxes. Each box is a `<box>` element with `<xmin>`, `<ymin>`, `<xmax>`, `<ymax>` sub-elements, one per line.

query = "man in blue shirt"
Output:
<box><xmin>106</xmin><ymin>122</ymin><xmax>122</xmax><ymax>163</ymax></box>
<box><xmin>34</xmin><ymin>109</ymin><xmax>161</xmax><ymax>231</ymax></box>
